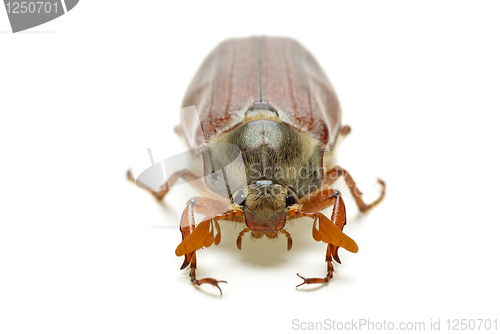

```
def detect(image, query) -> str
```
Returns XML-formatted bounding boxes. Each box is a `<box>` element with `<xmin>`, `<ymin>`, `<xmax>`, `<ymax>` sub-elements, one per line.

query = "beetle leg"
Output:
<box><xmin>176</xmin><ymin>208</ymin><xmax>243</xmax><ymax>257</ymax></box>
<box><xmin>300</xmin><ymin>188</ymin><xmax>339</xmax><ymax>213</ymax></box>
<box><xmin>294</xmin><ymin>192</ymin><xmax>353</xmax><ymax>287</ymax></box>
<box><xmin>127</xmin><ymin>169</ymin><xmax>204</xmax><ymax>200</ymax></box>
<box><xmin>301</xmin><ymin>168</ymin><xmax>384</xmax><ymax>264</ymax></box>
<box><xmin>280</xmin><ymin>229</ymin><xmax>293</xmax><ymax>251</ymax></box>
<box><xmin>328</xmin><ymin>192</ymin><xmax>347</xmax><ymax>264</ymax></box>
<box><xmin>177</xmin><ymin>197</ymin><xmax>228</xmax><ymax>294</ymax></box>
<box><xmin>296</xmin><ymin>244</ymin><xmax>336</xmax><ymax>287</ymax></box>
<box><xmin>322</xmin><ymin>166</ymin><xmax>386</xmax><ymax>213</ymax></box>
<box><xmin>129</xmin><ymin>162</ymin><xmax>233</xmax><ymax>293</ymax></box>
<box><xmin>236</xmin><ymin>228</ymin><xmax>250</xmax><ymax>250</ymax></box>
<box><xmin>301</xmin><ymin>190</ymin><xmax>347</xmax><ymax>263</ymax></box>
<box><xmin>176</xmin><ymin>205</ymin><xmax>243</xmax><ymax>295</ymax></box>
<box><xmin>188</xmin><ymin>252</ymin><xmax>227</xmax><ymax>296</ymax></box>
<box><xmin>178</xmin><ymin>196</ymin><xmax>228</xmax><ymax>270</ymax></box>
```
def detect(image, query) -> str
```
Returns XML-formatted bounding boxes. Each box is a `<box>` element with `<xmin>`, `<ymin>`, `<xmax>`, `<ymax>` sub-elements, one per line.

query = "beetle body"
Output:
<box><xmin>129</xmin><ymin>36</ymin><xmax>385</xmax><ymax>294</ymax></box>
<box><xmin>178</xmin><ymin>37</ymin><xmax>343</xmax><ymax>235</ymax></box>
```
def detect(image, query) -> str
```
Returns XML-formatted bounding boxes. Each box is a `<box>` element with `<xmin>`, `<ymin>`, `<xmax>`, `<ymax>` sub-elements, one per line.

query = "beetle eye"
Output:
<box><xmin>232</xmin><ymin>190</ymin><xmax>246</xmax><ymax>206</ymax></box>
<box><xmin>285</xmin><ymin>193</ymin><xmax>297</xmax><ymax>207</ymax></box>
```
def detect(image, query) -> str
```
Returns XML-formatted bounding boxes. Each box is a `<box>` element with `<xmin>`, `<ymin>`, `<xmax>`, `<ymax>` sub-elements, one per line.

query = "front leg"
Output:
<box><xmin>297</xmin><ymin>244</ymin><xmax>336</xmax><ymax>287</ymax></box>
<box><xmin>295</xmin><ymin>191</ymin><xmax>350</xmax><ymax>288</ymax></box>
<box><xmin>188</xmin><ymin>252</ymin><xmax>227</xmax><ymax>295</ymax></box>
<box><xmin>176</xmin><ymin>199</ymin><xmax>243</xmax><ymax>295</ymax></box>
<box><xmin>128</xmin><ymin>166</ymin><xmax>232</xmax><ymax>294</ymax></box>
<box><xmin>177</xmin><ymin>197</ymin><xmax>229</xmax><ymax>295</ymax></box>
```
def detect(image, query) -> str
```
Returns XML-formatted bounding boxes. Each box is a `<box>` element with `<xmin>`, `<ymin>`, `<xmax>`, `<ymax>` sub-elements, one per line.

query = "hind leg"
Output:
<box><xmin>127</xmin><ymin>169</ymin><xmax>203</xmax><ymax>200</ymax></box>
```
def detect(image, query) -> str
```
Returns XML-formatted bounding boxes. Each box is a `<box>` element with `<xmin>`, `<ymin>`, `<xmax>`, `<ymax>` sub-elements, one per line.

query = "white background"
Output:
<box><xmin>1</xmin><ymin>1</ymin><xmax>499</xmax><ymax>333</ymax></box>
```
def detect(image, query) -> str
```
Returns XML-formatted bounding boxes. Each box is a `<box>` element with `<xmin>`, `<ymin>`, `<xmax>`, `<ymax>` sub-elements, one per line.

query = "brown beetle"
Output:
<box><xmin>128</xmin><ymin>36</ymin><xmax>385</xmax><ymax>294</ymax></box>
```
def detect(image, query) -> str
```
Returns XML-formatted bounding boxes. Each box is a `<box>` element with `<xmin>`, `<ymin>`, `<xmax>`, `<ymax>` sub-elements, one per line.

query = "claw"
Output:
<box><xmin>194</xmin><ymin>278</ymin><xmax>227</xmax><ymax>295</ymax></box>
<box><xmin>296</xmin><ymin>273</ymin><xmax>329</xmax><ymax>288</ymax></box>
<box><xmin>296</xmin><ymin>273</ymin><xmax>308</xmax><ymax>288</ymax></box>
<box><xmin>190</xmin><ymin>271</ymin><xmax>227</xmax><ymax>295</ymax></box>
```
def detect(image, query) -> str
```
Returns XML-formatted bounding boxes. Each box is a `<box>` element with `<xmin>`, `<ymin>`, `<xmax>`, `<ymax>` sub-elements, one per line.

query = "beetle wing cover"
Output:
<box><xmin>180</xmin><ymin>37</ymin><xmax>260</xmax><ymax>148</ymax></box>
<box><xmin>260</xmin><ymin>37</ymin><xmax>341</xmax><ymax>148</ymax></box>
<box><xmin>179</xmin><ymin>36</ymin><xmax>341</xmax><ymax>150</ymax></box>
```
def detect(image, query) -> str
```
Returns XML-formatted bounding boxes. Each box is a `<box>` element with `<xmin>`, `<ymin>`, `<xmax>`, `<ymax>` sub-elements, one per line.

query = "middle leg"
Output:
<box><xmin>321</xmin><ymin>166</ymin><xmax>385</xmax><ymax>213</ymax></box>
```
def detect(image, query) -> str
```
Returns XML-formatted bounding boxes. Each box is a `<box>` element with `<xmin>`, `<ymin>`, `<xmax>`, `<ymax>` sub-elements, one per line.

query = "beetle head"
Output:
<box><xmin>232</xmin><ymin>180</ymin><xmax>299</xmax><ymax>234</ymax></box>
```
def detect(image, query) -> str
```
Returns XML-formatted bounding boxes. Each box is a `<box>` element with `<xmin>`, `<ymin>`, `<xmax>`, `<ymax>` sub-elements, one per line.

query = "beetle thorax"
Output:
<box><xmin>213</xmin><ymin>118</ymin><xmax>324</xmax><ymax>195</ymax></box>
<box><xmin>203</xmin><ymin>113</ymin><xmax>324</xmax><ymax>231</ymax></box>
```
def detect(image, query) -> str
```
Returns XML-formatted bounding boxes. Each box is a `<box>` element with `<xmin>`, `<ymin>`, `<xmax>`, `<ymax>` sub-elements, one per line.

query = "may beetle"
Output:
<box><xmin>128</xmin><ymin>36</ymin><xmax>385</xmax><ymax>294</ymax></box>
